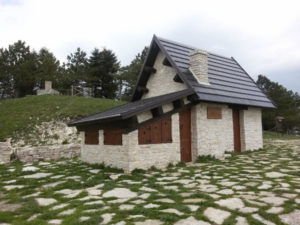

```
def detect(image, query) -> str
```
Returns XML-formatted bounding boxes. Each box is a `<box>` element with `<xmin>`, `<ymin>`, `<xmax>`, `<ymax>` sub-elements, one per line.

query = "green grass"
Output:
<box><xmin>263</xmin><ymin>131</ymin><xmax>300</xmax><ymax>140</ymax></box>
<box><xmin>0</xmin><ymin>95</ymin><xmax>125</xmax><ymax>142</ymax></box>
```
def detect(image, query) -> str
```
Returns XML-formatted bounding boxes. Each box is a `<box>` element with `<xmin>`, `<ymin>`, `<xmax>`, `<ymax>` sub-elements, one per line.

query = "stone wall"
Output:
<box><xmin>240</xmin><ymin>107</ymin><xmax>263</xmax><ymax>150</ymax></box>
<box><xmin>0</xmin><ymin>142</ymin><xmax>13</xmax><ymax>164</ymax></box>
<box><xmin>80</xmin><ymin>113</ymin><xmax>181</xmax><ymax>172</ymax></box>
<box><xmin>16</xmin><ymin>144</ymin><xmax>80</xmax><ymax>162</ymax></box>
<box><xmin>192</xmin><ymin>103</ymin><xmax>235</xmax><ymax>159</ymax></box>
<box><xmin>142</xmin><ymin>51</ymin><xmax>187</xmax><ymax>99</ymax></box>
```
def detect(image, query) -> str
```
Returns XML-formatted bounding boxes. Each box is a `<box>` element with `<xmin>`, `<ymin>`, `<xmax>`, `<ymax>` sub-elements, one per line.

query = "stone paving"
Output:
<box><xmin>0</xmin><ymin>139</ymin><xmax>299</xmax><ymax>224</ymax></box>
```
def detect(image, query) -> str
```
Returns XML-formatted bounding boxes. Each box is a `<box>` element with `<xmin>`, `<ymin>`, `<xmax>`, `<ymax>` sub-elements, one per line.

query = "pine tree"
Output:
<box><xmin>88</xmin><ymin>48</ymin><xmax>119</xmax><ymax>98</ymax></box>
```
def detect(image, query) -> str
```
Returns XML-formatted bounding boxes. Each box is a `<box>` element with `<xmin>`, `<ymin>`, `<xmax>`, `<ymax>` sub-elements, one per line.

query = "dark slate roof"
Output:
<box><xmin>132</xmin><ymin>35</ymin><xmax>275</xmax><ymax>108</ymax></box>
<box><xmin>69</xmin><ymin>89</ymin><xmax>194</xmax><ymax>126</ymax></box>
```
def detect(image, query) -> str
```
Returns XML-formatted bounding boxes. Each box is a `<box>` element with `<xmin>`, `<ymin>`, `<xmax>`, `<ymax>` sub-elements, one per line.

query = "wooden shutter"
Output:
<box><xmin>138</xmin><ymin>124</ymin><xmax>151</xmax><ymax>144</ymax></box>
<box><xmin>207</xmin><ymin>107</ymin><xmax>222</xmax><ymax>119</ymax></box>
<box><xmin>103</xmin><ymin>128</ymin><xmax>122</xmax><ymax>145</ymax></box>
<box><xmin>138</xmin><ymin>116</ymin><xmax>172</xmax><ymax>145</ymax></box>
<box><xmin>85</xmin><ymin>129</ymin><xmax>99</xmax><ymax>145</ymax></box>
<box><xmin>161</xmin><ymin>117</ymin><xmax>172</xmax><ymax>143</ymax></box>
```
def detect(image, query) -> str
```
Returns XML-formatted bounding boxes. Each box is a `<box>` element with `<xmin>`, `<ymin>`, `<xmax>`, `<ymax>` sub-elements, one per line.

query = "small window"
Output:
<box><xmin>104</xmin><ymin>128</ymin><xmax>122</xmax><ymax>145</ymax></box>
<box><xmin>207</xmin><ymin>107</ymin><xmax>222</xmax><ymax>119</ymax></box>
<box><xmin>85</xmin><ymin>129</ymin><xmax>99</xmax><ymax>145</ymax></box>
<box><xmin>138</xmin><ymin>116</ymin><xmax>172</xmax><ymax>145</ymax></box>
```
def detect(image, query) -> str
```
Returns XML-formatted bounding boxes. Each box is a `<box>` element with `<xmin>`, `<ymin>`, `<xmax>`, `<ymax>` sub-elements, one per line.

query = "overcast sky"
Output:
<box><xmin>1</xmin><ymin>0</ymin><xmax>299</xmax><ymax>93</ymax></box>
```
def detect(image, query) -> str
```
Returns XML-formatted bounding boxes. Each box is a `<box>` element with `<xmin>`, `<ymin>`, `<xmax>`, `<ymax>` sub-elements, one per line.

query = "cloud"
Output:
<box><xmin>0</xmin><ymin>0</ymin><xmax>299</xmax><ymax>93</ymax></box>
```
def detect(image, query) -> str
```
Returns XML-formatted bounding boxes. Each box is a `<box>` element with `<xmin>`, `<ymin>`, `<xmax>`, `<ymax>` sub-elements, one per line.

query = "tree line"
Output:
<box><xmin>0</xmin><ymin>40</ymin><xmax>148</xmax><ymax>100</ymax></box>
<box><xmin>256</xmin><ymin>75</ymin><xmax>300</xmax><ymax>131</ymax></box>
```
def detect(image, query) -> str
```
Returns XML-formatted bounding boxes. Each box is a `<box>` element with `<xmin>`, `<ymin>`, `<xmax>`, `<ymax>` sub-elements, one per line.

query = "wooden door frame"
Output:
<box><xmin>179</xmin><ymin>108</ymin><xmax>192</xmax><ymax>162</ymax></box>
<box><xmin>232</xmin><ymin>108</ymin><xmax>241</xmax><ymax>152</ymax></box>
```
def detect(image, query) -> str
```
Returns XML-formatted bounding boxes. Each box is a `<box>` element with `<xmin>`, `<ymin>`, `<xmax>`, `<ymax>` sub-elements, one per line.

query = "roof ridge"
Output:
<box><xmin>156</xmin><ymin>35</ymin><xmax>233</xmax><ymax>61</ymax></box>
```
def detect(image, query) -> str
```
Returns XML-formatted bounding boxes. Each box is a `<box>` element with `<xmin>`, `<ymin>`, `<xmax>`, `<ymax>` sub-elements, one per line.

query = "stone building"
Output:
<box><xmin>37</xmin><ymin>81</ymin><xmax>59</xmax><ymax>95</ymax></box>
<box><xmin>69</xmin><ymin>35</ymin><xmax>275</xmax><ymax>172</ymax></box>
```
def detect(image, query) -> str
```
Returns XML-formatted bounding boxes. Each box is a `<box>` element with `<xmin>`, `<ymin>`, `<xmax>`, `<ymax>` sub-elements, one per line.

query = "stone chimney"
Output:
<box><xmin>189</xmin><ymin>49</ymin><xmax>210</xmax><ymax>85</ymax></box>
<box><xmin>45</xmin><ymin>81</ymin><xmax>52</xmax><ymax>91</ymax></box>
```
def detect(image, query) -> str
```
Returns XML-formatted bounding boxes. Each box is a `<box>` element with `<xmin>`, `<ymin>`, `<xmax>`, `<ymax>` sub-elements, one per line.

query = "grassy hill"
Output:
<box><xmin>0</xmin><ymin>95</ymin><xmax>124</xmax><ymax>143</ymax></box>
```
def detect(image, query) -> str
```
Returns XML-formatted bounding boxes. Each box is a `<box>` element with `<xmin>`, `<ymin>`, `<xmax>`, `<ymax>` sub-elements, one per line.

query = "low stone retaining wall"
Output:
<box><xmin>0</xmin><ymin>142</ymin><xmax>13</xmax><ymax>164</ymax></box>
<box><xmin>0</xmin><ymin>143</ymin><xmax>81</xmax><ymax>163</ymax></box>
<box><xmin>16</xmin><ymin>144</ymin><xmax>80</xmax><ymax>162</ymax></box>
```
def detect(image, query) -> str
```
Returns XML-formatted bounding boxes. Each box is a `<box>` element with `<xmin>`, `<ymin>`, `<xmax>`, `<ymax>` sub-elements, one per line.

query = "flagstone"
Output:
<box><xmin>216</xmin><ymin>198</ymin><xmax>244</xmax><ymax>210</ymax></box>
<box><xmin>52</xmin><ymin>203</ymin><xmax>69</xmax><ymax>210</ymax></box>
<box><xmin>140</xmin><ymin>187</ymin><xmax>157</xmax><ymax>192</ymax></box>
<box><xmin>100</xmin><ymin>213</ymin><xmax>115</xmax><ymax>224</ymax></box>
<box><xmin>279</xmin><ymin>210</ymin><xmax>300</xmax><ymax>225</ymax></box>
<box><xmin>79</xmin><ymin>195</ymin><xmax>101</xmax><ymax>201</ymax></box>
<box><xmin>236</xmin><ymin>216</ymin><xmax>249</xmax><ymax>225</ymax></box>
<box><xmin>161</xmin><ymin>208</ymin><xmax>184</xmax><ymax>216</ymax></box>
<box><xmin>217</xmin><ymin>189</ymin><xmax>234</xmax><ymax>195</ymax></box>
<box><xmin>79</xmin><ymin>216</ymin><xmax>90</xmax><ymax>222</ymax></box>
<box><xmin>258</xmin><ymin>183</ymin><xmax>272</xmax><ymax>189</ymax></box>
<box><xmin>265</xmin><ymin>172</ymin><xmax>287</xmax><ymax>178</ymax></box>
<box><xmin>164</xmin><ymin>185</ymin><xmax>179</xmax><ymax>191</ymax></box>
<box><xmin>42</xmin><ymin>181</ymin><xmax>64</xmax><ymax>189</ymax></box>
<box><xmin>120</xmin><ymin>204</ymin><xmax>135</xmax><ymax>210</ymax></box>
<box><xmin>59</xmin><ymin>208</ymin><xmax>75</xmax><ymax>215</ymax></box>
<box><xmin>155</xmin><ymin>198</ymin><xmax>175</xmax><ymax>203</ymax></box>
<box><xmin>103</xmin><ymin>188</ymin><xmax>137</xmax><ymax>198</ymax></box>
<box><xmin>84</xmin><ymin>200</ymin><xmax>104</xmax><ymax>205</ymax></box>
<box><xmin>183</xmin><ymin>198</ymin><xmax>205</xmax><ymax>203</ymax></box>
<box><xmin>48</xmin><ymin>219</ymin><xmax>62</xmax><ymax>225</ymax></box>
<box><xmin>239</xmin><ymin>207</ymin><xmax>258</xmax><ymax>213</ymax></box>
<box><xmin>252</xmin><ymin>214</ymin><xmax>275</xmax><ymax>225</ymax></box>
<box><xmin>134</xmin><ymin>219</ymin><xmax>163</xmax><ymax>225</ymax></box>
<box><xmin>174</xmin><ymin>216</ymin><xmax>210</xmax><ymax>225</ymax></box>
<box><xmin>187</xmin><ymin>205</ymin><xmax>200</xmax><ymax>212</ymax></box>
<box><xmin>266</xmin><ymin>207</ymin><xmax>283</xmax><ymax>214</ymax></box>
<box><xmin>260</xmin><ymin>196</ymin><xmax>287</xmax><ymax>206</ymax></box>
<box><xmin>55</xmin><ymin>189</ymin><xmax>82</xmax><ymax>198</ymax></box>
<box><xmin>36</xmin><ymin>198</ymin><xmax>57</xmax><ymax>206</ymax></box>
<box><xmin>24</xmin><ymin>173</ymin><xmax>52</xmax><ymax>179</ymax></box>
<box><xmin>204</xmin><ymin>207</ymin><xmax>231</xmax><ymax>224</ymax></box>
<box><xmin>0</xmin><ymin>201</ymin><xmax>22</xmax><ymax>212</ymax></box>
<box><xmin>22</xmin><ymin>166</ymin><xmax>39</xmax><ymax>172</ymax></box>
<box><xmin>144</xmin><ymin>203</ymin><xmax>160</xmax><ymax>208</ymax></box>
<box><xmin>4</xmin><ymin>185</ymin><xmax>24</xmax><ymax>190</ymax></box>
<box><xmin>131</xmin><ymin>199</ymin><xmax>146</xmax><ymax>204</ymax></box>
<box><xmin>139</xmin><ymin>193</ymin><xmax>150</xmax><ymax>199</ymax></box>
<box><xmin>282</xmin><ymin>193</ymin><xmax>297</xmax><ymax>198</ymax></box>
<box><xmin>27</xmin><ymin>213</ymin><xmax>40</xmax><ymax>221</ymax></box>
<box><xmin>89</xmin><ymin>169</ymin><xmax>100</xmax><ymax>174</ymax></box>
<box><xmin>3</xmin><ymin>180</ymin><xmax>16</xmax><ymax>184</ymax></box>
<box><xmin>85</xmin><ymin>187</ymin><xmax>101</xmax><ymax>196</ymax></box>
<box><xmin>23</xmin><ymin>192</ymin><xmax>41</xmax><ymax>198</ymax></box>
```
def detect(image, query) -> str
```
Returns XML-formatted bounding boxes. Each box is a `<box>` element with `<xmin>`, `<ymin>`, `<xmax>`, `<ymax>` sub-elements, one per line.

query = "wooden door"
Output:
<box><xmin>232</xmin><ymin>109</ymin><xmax>241</xmax><ymax>152</ymax></box>
<box><xmin>179</xmin><ymin>108</ymin><xmax>192</xmax><ymax>162</ymax></box>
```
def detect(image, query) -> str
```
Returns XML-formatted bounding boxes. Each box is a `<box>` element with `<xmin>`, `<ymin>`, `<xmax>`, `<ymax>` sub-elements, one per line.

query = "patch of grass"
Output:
<box><xmin>0</xmin><ymin>95</ymin><xmax>125</xmax><ymax>142</ymax></box>
<box><xmin>195</xmin><ymin>155</ymin><xmax>219</xmax><ymax>163</ymax></box>
<box><xmin>263</xmin><ymin>131</ymin><xmax>300</xmax><ymax>140</ymax></box>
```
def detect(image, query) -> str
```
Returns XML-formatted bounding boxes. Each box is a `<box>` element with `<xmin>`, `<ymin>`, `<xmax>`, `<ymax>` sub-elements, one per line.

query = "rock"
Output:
<box><xmin>217</xmin><ymin>189</ymin><xmax>234</xmax><ymax>195</ymax></box>
<box><xmin>216</xmin><ymin>198</ymin><xmax>245</xmax><ymax>210</ymax></box>
<box><xmin>204</xmin><ymin>207</ymin><xmax>230</xmax><ymax>224</ymax></box>
<box><xmin>0</xmin><ymin>200</ymin><xmax>22</xmax><ymax>212</ymax></box>
<box><xmin>79</xmin><ymin>216</ymin><xmax>90</xmax><ymax>222</ymax></box>
<box><xmin>52</xmin><ymin>203</ymin><xmax>69</xmax><ymax>210</ymax></box>
<box><xmin>260</xmin><ymin>196</ymin><xmax>287</xmax><ymax>206</ymax></box>
<box><xmin>144</xmin><ymin>203</ymin><xmax>160</xmax><ymax>208</ymax></box>
<box><xmin>265</xmin><ymin>172</ymin><xmax>287</xmax><ymax>178</ymax></box>
<box><xmin>266</xmin><ymin>207</ymin><xmax>283</xmax><ymax>214</ymax></box>
<box><xmin>120</xmin><ymin>204</ymin><xmax>135</xmax><ymax>210</ymax></box>
<box><xmin>4</xmin><ymin>185</ymin><xmax>24</xmax><ymax>190</ymax></box>
<box><xmin>48</xmin><ymin>219</ymin><xmax>62</xmax><ymax>225</ymax></box>
<box><xmin>252</xmin><ymin>214</ymin><xmax>275</xmax><ymax>225</ymax></box>
<box><xmin>22</xmin><ymin>166</ymin><xmax>39</xmax><ymax>172</ymax></box>
<box><xmin>134</xmin><ymin>220</ymin><xmax>163</xmax><ymax>225</ymax></box>
<box><xmin>187</xmin><ymin>205</ymin><xmax>200</xmax><ymax>212</ymax></box>
<box><xmin>24</xmin><ymin>173</ymin><xmax>52</xmax><ymax>179</ymax></box>
<box><xmin>279</xmin><ymin>210</ymin><xmax>300</xmax><ymax>225</ymax></box>
<box><xmin>155</xmin><ymin>198</ymin><xmax>175</xmax><ymax>203</ymax></box>
<box><xmin>55</xmin><ymin>189</ymin><xmax>81</xmax><ymax>198</ymax></box>
<box><xmin>161</xmin><ymin>208</ymin><xmax>184</xmax><ymax>216</ymax></box>
<box><xmin>103</xmin><ymin>188</ymin><xmax>137</xmax><ymax>199</ymax></box>
<box><xmin>239</xmin><ymin>207</ymin><xmax>258</xmax><ymax>213</ymax></box>
<box><xmin>174</xmin><ymin>216</ymin><xmax>211</xmax><ymax>225</ymax></box>
<box><xmin>58</xmin><ymin>208</ymin><xmax>75</xmax><ymax>215</ymax></box>
<box><xmin>183</xmin><ymin>198</ymin><xmax>205</xmax><ymax>203</ymax></box>
<box><xmin>100</xmin><ymin>213</ymin><xmax>115</xmax><ymax>224</ymax></box>
<box><xmin>236</xmin><ymin>216</ymin><xmax>248</xmax><ymax>225</ymax></box>
<box><xmin>36</xmin><ymin>198</ymin><xmax>57</xmax><ymax>206</ymax></box>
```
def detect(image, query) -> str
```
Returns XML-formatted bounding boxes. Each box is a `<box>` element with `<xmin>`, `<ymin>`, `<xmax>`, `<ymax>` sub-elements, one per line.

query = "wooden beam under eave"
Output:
<box><xmin>163</xmin><ymin>57</ymin><xmax>172</xmax><ymax>67</ymax></box>
<box><xmin>151</xmin><ymin>106</ymin><xmax>163</xmax><ymax>117</ymax></box>
<box><xmin>173</xmin><ymin>74</ymin><xmax>183</xmax><ymax>83</ymax></box>
<box><xmin>144</xmin><ymin>66</ymin><xmax>156</xmax><ymax>74</ymax></box>
<box><xmin>137</xmin><ymin>86</ymin><xmax>149</xmax><ymax>94</ymax></box>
